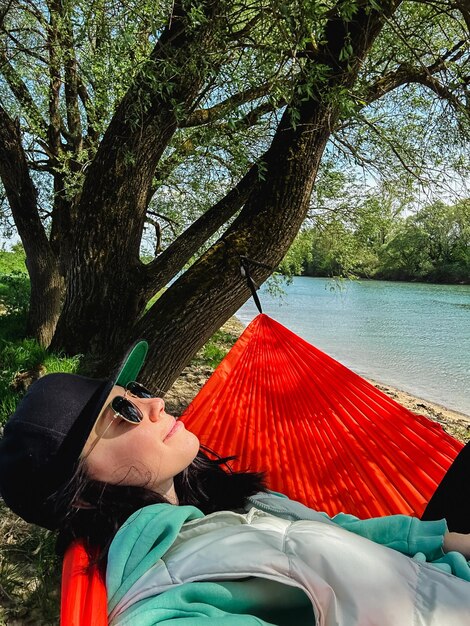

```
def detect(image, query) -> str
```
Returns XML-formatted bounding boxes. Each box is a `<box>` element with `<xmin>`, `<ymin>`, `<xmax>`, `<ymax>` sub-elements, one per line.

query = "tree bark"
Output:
<box><xmin>130</xmin><ymin>102</ymin><xmax>333</xmax><ymax>391</ymax></box>
<box><xmin>5</xmin><ymin>0</ymin><xmax>465</xmax><ymax>388</ymax></box>
<box><xmin>0</xmin><ymin>105</ymin><xmax>63</xmax><ymax>345</ymax></box>
<box><xmin>4</xmin><ymin>0</ymin><xmax>401</xmax><ymax>375</ymax></box>
<box><xmin>51</xmin><ymin>0</ymin><xmax>233</xmax><ymax>356</ymax></box>
<box><xmin>141</xmin><ymin>163</ymin><xmax>260</xmax><ymax>302</ymax></box>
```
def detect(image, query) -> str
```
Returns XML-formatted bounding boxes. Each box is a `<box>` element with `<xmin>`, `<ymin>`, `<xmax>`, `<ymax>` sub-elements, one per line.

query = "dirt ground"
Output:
<box><xmin>369</xmin><ymin>380</ymin><xmax>470</xmax><ymax>443</ymax></box>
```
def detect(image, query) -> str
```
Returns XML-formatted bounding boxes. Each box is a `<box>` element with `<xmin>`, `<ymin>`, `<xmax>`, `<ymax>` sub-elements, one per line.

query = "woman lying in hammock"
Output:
<box><xmin>1</xmin><ymin>344</ymin><xmax>470</xmax><ymax>626</ymax></box>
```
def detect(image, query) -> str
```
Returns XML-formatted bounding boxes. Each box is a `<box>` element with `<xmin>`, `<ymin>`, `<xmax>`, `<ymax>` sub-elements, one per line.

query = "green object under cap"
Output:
<box><xmin>115</xmin><ymin>340</ymin><xmax>149</xmax><ymax>386</ymax></box>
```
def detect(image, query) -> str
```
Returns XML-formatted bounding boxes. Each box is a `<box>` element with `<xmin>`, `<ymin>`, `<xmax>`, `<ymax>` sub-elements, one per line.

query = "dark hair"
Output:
<box><xmin>54</xmin><ymin>445</ymin><xmax>266</xmax><ymax>568</ymax></box>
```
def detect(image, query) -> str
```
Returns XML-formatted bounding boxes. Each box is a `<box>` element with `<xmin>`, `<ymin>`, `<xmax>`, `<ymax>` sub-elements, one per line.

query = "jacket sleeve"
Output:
<box><xmin>248</xmin><ymin>492</ymin><xmax>447</xmax><ymax>560</ymax></box>
<box><xmin>113</xmin><ymin>607</ymin><xmax>270</xmax><ymax>626</ymax></box>
<box><xmin>331</xmin><ymin>512</ymin><xmax>470</xmax><ymax>582</ymax></box>
<box><xmin>330</xmin><ymin>512</ymin><xmax>447</xmax><ymax>560</ymax></box>
<box><xmin>249</xmin><ymin>492</ymin><xmax>470</xmax><ymax>582</ymax></box>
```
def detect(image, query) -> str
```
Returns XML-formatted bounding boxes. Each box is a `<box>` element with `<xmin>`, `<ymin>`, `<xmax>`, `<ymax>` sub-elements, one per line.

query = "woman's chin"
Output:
<box><xmin>171</xmin><ymin>425</ymin><xmax>200</xmax><ymax>459</ymax></box>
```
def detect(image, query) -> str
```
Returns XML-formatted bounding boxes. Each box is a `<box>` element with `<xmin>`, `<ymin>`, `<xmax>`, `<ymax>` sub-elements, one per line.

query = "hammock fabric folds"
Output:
<box><xmin>181</xmin><ymin>314</ymin><xmax>462</xmax><ymax>519</ymax></box>
<box><xmin>61</xmin><ymin>540</ymin><xmax>107</xmax><ymax>626</ymax></box>
<box><xmin>60</xmin><ymin>313</ymin><xmax>463</xmax><ymax>624</ymax></box>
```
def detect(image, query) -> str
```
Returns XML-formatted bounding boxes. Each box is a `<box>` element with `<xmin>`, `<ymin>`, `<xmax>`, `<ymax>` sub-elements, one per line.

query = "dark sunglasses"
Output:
<box><xmin>82</xmin><ymin>381</ymin><xmax>159</xmax><ymax>460</ymax></box>
<box><xmin>109</xmin><ymin>381</ymin><xmax>155</xmax><ymax>424</ymax></box>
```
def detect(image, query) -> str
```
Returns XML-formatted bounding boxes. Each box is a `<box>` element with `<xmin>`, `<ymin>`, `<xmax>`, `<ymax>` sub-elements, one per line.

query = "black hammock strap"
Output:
<box><xmin>239</xmin><ymin>255</ymin><xmax>274</xmax><ymax>315</ymax></box>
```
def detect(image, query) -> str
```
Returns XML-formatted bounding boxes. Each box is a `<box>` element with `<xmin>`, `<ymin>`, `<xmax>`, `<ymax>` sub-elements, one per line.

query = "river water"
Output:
<box><xmin>237</xmin><ymin>277</ymin><xmax>470</xmax><ymax>416</ymax></box>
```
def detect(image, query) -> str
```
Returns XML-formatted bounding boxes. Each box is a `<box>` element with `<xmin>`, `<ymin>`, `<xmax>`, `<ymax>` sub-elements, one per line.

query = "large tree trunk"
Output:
<box><xmin>130</xmin><ymin>102</ymin><xmax>332</xmax><ymax>390</ymax></box>
<box><xmin>25</xmin><ymin>244</ymin><xmax>63</xmax><ymax>346</ymax></box>
<box><xmin>0</xmin><ymin>105</ymin><xmax>63</xmax><ymax>345</ymax></box>
<box><xmin>51</xmin><ymin>0</ymin><xmax>231</xmax><ymax>356</ymax></box>
<box><xmin>53</xmin><ymin>0</ymin><xmax>400</xmax><ymax>376</ymax></box>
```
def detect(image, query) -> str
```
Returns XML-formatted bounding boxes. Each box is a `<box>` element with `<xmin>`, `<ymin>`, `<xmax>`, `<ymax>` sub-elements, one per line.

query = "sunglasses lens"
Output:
<box><xmin>111</xmin><ymin>397</ymin><xmax>143</xmax><ymax>424</ymax></box>
<box><xmin>126</xmin><ymin>381</ymin><xmax>153</xmax><ymax>398</ymax></box>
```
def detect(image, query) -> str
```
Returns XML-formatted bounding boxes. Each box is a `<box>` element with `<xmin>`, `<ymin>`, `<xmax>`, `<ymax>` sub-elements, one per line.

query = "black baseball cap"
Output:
<box><xmin>0</xmin><ymin>341</ymin><xmax>148</xmax><ymax>530</ymax></box>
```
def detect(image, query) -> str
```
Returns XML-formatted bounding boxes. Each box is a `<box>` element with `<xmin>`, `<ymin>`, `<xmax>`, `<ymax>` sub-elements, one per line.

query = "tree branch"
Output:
<box><xmin>357</xmin><ymin>112</ymin><xmax>425</xmax><ymax>180</ymax></box>
<box><xmin>20</xmin><ymin>0</ymin><xmax>49</xmax><ymax>29</ymax></box>
<box><xmin>454</xmin><ymin>0</ymin><xmax>470</xmax><ymax>34</ymax></box>
<box><xmin>2</xmin><ymin>28</ymin><xmax>48</xmax><ymax>64</ymax></box>
<box><xmin>76</xmin><ymin>72</ymin><xmax>100</xmax><ymax>145</ymax></box>
<box><xmin>153</xmin><ymin>97</ymin><xmax>285</xmax><ymax>191</ymax></box>
<box><xmin>228</xmin><ymin>11</ymin><xmax>264</xmax><ymax>40</ymax></box>
<box><xmin>72</xmin><ymin>0</ymin><xmax>235</xmax><ymax>257</ymax></box>
<box><xmin>0</xmin><ymin>104</ymin><xmax>40</xmax><ymax>228</ymax></box>
<box><xmin>145</xmin><ymin>217</ymin><xmax>163</xmax><ymax>253</ymax></box>
<box><xmin>181</xmin><ymin>81</ymin><xmax>275</xmax><ymax>127</ymax></box>
<box><xmin>127</xmin><ymin>0</ymin><xmax>406</xmax><ymax>389</ymax></box>
<box><xmin>0</xmin><ymin>102</ymin><xmax>62</xmax><ymax>345</ymax></box>
<box><xmin>141</xmin><ymin>162</ymin><xmax>260</xmax><ymax>301</ymax></box>
<box><xmin>363</xmin><ymin>56</ymin><xmax>469</xmax><ymax>116</ymax></box>
<box><xmin>46</xmin><ymin>0</ymin><xmax>62</xmax><ymax>158</ymax></box>
<box><xmin>60</xmin><ymin>3</ymin><xmax>83</xmax><ymax>155</ymax></box>
<box><xmin>0</xmin><ymin>0</ymin><xmax>14</xmax><ymax>27</ymax></box>
<box><xmin>0</xmin><ymin>49</ymin><xmax>49</xmax><ymax>137</ymax></box>
<box><xmin>147</xmin><ymin>210</ymin><xmax>180</xmax><ymax>226</ymax></box>
<box><xmin>236</xmin><ymin>97</ymin><xmax>286</xmax><ymax>127</ymax></box>
<box><xmin>332</xmin><ymin>133</ymin><xmax>375</xmax><ymax>166</ymax></box>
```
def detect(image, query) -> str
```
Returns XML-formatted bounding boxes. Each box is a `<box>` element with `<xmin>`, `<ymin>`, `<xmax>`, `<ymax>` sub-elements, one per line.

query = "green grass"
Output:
<box><xmin>0</xmin><ymin>337</ymin><xmax>82</xmax><ymax>427</ymax></box>
<box><xmin>0</xmin><ymin>250</ymin><xmax>83</xmax><ymax>624</ymax></box>
<box><xmin>192</xmin><ymin>329</ymin><xmax>239</xmax><ymax>369</ymax></box>
<box><xmin>0</xmin><ymin>272</ymin><xmax>30</xmax><ymax>315</ymax></box>
<box><xmin>0</xmin><ymin>335</ymin><xmax>81</xmax><ymax>624</ymax></box>
<box><xmin>0</xmin><ymin>246</ymin><xmax>27</xmax><ymax>274</ymax></box>
<box><xmin>0</xmin><ymin>331</ymin><xmax>80</xmax><ymax>625</ymax></box>
<box><xmin>0</xmin><ymin>246</ymin><xmax>30</xmax><ymax>322</ymax></box>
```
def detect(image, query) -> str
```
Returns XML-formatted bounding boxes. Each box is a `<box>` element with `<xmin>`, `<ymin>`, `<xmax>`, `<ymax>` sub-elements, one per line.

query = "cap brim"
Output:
<box><xmin>77</xmin><ymin>340</ymin><xmax>149</xmax><ymax>461</ymax></box>
<box><xmin>115</xmin><ymin>340</ymin><xmax>148</xmax><ymax>387</ymax></box>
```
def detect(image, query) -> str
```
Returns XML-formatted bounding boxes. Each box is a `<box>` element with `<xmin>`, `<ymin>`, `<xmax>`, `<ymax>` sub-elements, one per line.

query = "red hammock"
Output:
<box><xmin>181</xmin><ymin>314</ymin><xmax>462</xmax><ymax>518</ymax></box>
<box><xmin>60</xmin><ymin>314</ymin><xmax>462</xmax><ymax>624</ymax></box>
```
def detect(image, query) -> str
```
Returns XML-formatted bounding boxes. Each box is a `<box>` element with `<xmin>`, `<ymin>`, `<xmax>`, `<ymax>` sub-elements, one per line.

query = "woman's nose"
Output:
<box><xmin>147</xmin><ymin>397</ymin><xmax>165</xmax><ymax>422</ymax></box>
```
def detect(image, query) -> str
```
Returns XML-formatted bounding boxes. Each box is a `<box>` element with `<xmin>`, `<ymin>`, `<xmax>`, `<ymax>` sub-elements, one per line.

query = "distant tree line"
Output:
<box><xmin>280</xmin><ymin>198</ymin><xmax>470</xmax><ymax>283</ymax></box>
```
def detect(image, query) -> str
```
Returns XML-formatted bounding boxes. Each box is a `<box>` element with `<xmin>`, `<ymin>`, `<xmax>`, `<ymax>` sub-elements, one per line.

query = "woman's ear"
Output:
<box><xmin>72</xmin><ymin>498</ymin><xmax>96</xmax><ymax>510</ymax></box>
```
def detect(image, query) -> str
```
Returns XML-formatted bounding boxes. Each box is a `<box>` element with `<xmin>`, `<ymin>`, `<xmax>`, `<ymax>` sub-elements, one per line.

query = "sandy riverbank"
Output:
<box><xmin>165</xmin><ymin>317</ymin><xmax>470</xmax><ymax>445</ymax></box>
<box><xmin>367</xmin><ymin>379</ymin><xmax>470</xmax><ymax>443</ymax></box>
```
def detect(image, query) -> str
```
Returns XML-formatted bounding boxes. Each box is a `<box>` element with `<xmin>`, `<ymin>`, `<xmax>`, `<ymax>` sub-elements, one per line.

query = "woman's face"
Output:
<box><xmin>81</xmin><ymin>386</ymin><xmax>199</xmax><ymax>503</ymax></box>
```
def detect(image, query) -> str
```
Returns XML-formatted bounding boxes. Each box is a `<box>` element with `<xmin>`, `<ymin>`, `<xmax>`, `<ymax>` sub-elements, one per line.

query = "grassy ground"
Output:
<box><xmin>0</xmin><ymin>507</ymin><xmax>60</xmax><ymax>625</ymax></box>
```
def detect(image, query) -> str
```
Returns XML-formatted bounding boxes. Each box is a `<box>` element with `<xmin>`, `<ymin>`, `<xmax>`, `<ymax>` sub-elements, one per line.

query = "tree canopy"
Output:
<box><xmin>0</xmin><ymin>0</ymin><xmax>469</xmax><ymax>387</ymax></box>
<box><xmin>282</xmin><ymin>194</ymin><xmax>470</xmax><ymax>281</ymax></box>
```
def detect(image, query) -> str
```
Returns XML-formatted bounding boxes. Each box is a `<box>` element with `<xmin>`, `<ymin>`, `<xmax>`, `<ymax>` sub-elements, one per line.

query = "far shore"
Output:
<box><xmin>166</xmin><ymin>317</ymin><xmax>470</xmax><ymax>445</ymax></box>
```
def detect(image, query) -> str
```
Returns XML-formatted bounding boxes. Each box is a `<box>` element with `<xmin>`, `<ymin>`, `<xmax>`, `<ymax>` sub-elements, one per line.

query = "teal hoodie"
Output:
<box><xmin>106</xmin><ymin>493</ymin><xmax>470</xmax><ymax>625</ymax></box>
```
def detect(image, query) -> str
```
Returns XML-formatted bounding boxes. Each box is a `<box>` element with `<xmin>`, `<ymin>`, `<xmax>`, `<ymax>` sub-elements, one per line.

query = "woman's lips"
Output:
<box><xmin>164</xmin><ymin>419</ymin><xmax>183</xmax><ymax>440</ymax></box>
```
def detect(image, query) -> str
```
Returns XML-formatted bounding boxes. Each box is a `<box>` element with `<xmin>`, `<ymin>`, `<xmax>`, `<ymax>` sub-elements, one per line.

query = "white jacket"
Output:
<box><xmin>108</xmin><ymin>499</ymin><xmax>470</xmax><ymax>625</ymax></box>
